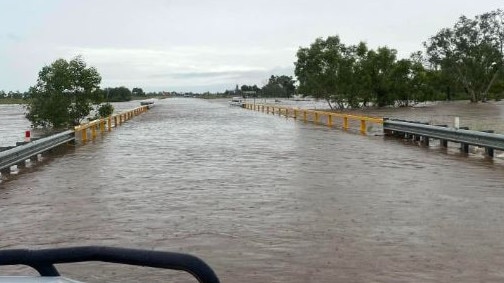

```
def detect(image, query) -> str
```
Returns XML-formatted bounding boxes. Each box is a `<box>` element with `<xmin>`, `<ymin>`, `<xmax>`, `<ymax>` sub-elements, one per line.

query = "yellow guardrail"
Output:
<box><xmin>243</xmin><ymin>103</ymin><xmax>383</xmax><ymax>134</ymax></box>
<box><xmin>74</xmin><ymin>105</ymin><xmax>149</xmax><ymax>142</ymax></box>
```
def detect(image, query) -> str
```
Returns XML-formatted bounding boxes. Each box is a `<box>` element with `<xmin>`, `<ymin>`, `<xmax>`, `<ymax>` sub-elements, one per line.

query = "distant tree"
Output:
<box><xmin>295</xmin><ymin>36</ymin><xmax>438</xmax><ymax>108</ymax></box>
<box><xmin>261</xmin><ymin>75</ymin><xmax>296</xmax><ymax>98</ymax></box>
<box><xmin>7</xmin><ymin>91</ymin><xmax>23</xmax><ymax>99</ymax></box>
<box><xmin>240</xmin><ymin>85</ymin><xmax>260</xmax><ymax>92</ymax></box>
<box><xmin>25</xmin><ymin>56</ymin><xmax>102</xmax><ymax>128</ymax></box>
<box><xmin>97</xmin><ymin>103</ymin><xmax>114</xmax><ymax>118</ymax></box>
<box><xmin>360</xmin><ymin>46</ymin><xmax>399</xmax><ymax>107</ymax></box>
<box><xmin>234</xmin><ymin>84</ymin><xmax>241</xmax><ymax>96</ymax></box>
<box><xmin>424</xmin><ymin>9</ymin><xmax>504</xmax><ymax>102</ymax></box>
<box><xmin>105</xmin><ymin>87</ymin><xmax>132</xmax><ymax>102</ymax></box>
<box><xmin>132</xmin><ymin>87</ymin><xmax>145</xmax><ymax>97</ymax></box>
<box><xmin>262</xmin><ymin>83</ymin><xmax>285</xmax><ymax>97</ymax></box>
<box><xmin>295</xmin><ymin>36</ymin><xmax>358</xmax><ymax>109</ymax></box>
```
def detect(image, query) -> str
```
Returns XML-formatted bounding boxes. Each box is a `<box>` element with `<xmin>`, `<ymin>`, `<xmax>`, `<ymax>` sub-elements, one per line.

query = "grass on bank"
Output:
<box><xmin>0</xmin><ymin>98</ymin><xmax>25</xmax><ymax>104</ymax></box>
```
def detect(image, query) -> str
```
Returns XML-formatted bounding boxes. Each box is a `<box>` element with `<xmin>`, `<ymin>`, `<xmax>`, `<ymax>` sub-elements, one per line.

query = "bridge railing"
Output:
<box><xmin>243</xmin><ymin>103</ymin><xmax>383</xmax><ymax>134</ymax></box>
<box><xmin>74</xmin><ymin>106</ymin><xmax>148</xmax><ymax>142</ymax></box>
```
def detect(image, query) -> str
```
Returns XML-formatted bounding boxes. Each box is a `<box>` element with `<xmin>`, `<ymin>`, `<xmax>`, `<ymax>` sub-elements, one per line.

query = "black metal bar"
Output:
<box><xmin>0</xmin><ymin>246</ymin><xmax>220</xmax><ymax>283</ymax></box>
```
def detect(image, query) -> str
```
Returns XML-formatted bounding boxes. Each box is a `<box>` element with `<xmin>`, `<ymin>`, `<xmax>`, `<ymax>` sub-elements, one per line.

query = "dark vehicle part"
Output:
<box><xmin>0</xmin><ymin>246</ymin><xmax>220</xmax><ymax>283</ymax></box>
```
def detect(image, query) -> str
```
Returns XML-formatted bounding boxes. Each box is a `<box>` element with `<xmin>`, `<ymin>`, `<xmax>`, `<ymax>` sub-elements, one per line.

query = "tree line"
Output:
<box><xmin>226</xmin><ymin>75</ymin><xmax>297</xmax><ymax>98</ymax></box>
<box><xmin>294</xmin><ymin>9</ymin><xmax>504</xmax><ymax>109</ymax></box>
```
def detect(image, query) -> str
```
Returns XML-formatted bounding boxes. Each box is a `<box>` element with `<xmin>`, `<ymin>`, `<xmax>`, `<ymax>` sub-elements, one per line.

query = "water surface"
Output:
<box><xmin>1</xmin><ymin>98</ymin><xmax>504</xmax><ymax>282</ymax></box>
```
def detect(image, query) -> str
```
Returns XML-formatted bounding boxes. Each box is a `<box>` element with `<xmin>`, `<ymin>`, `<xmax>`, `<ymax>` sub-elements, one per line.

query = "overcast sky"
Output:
<box><xmin>0</xmin><ymin>0</ymin><xmax>502</xmax><ymax>93</ymax></box>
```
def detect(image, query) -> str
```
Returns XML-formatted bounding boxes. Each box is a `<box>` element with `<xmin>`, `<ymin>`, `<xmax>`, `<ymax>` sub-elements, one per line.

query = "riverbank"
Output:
<box><xmin>0</xmin><ymin>98</ymin><xmax>25</xmax><ymax>104</ymax></box>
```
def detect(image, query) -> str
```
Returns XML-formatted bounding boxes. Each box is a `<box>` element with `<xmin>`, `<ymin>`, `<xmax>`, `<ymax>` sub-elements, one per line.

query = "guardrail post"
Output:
<box><xmin>303</xmin><ymin>111</ymin><xmax>307</xmax><ymax>122</ymax></box>
<box><xmin>482</xmin><ymin>130</ymin><xmax>495</xmax><ymax>157</ymax></box>
<box><xmin>360</xmin><ymin>120</ymin><xmax>366</xmax><ymax>134</ymax></box>
<box><xmin>383</xmin><ymin>118</ymin><xmax>392</xmax><ymax>136</ymax></box>
<box><xmin>433</xmin><ymin>125</ymin><xmax>448</xmax><ymax>147</ymax></box>
<box><xmin>91</xmin><ymin>124</ymin><xmax>97</xmax><ymax>139</ymax></box>
<box><xmin>314</xmin><ymin>112</ymin><xmax>319</xmax><ymax>124</ymax></box>
<box><xmin>328</xmin><ymin>114</ymin><xmax>333</xmax><ymax>127</ymax></box>
<box><xmin>108</xmin><ymin>117</ymin><xmax>112</xmax><ymax>131</ymax></box>
<box><xmin>343</xmin><ymin>116</ymin><xmax>349</xmax><ymax>130</ymax></box>
<box><xmin>285</xmin><ymin>108</ymin><xmax>289</xmax><ymax>118</ymax></box>
<box><xmin>486</xmin><ymin>147</ymin><xmax>495</xmax><ymax>157</ymax></box>
<box><xmin>422</xmin><ymin>136</ymin><xmax>430</xmax><ymax>146</ymax></box>
<box><xmin>441</xmin><ymin>140</ymin><xmax>448</xmax><ymax>147</ymax></box>
<box><xmin>293</xmin><ymin>109</ymin><xmax>297</xmax><ymax>119</ymax></box>
<box><xmin>278</xmin><ymin>107</ymin><xmax>281</xmax><ymax>116</ymax></box>
<box><xmin>461</xmin><ymin>143</ymin><xmax>469</xmax><ymax>153</ymax></box>
<box><xmin>100</xmin><ymin>120</ymin><xmax>105</xmax><ymax>133</ymax></box>
<box><xmin>81</xmin><ymin>128</ymin><xmax>87</xmax><ymax>142</ymax></box>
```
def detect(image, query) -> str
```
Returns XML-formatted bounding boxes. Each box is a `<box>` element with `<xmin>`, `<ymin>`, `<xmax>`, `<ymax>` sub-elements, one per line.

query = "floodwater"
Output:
<box><xmin>0</xmin><ymin>104</ymin><xmax>31</xmax><ymax>147</ymax></box>
<box><xmin>1</xmin><ymin>98</ymin><xmax>504</xmax><ymax>283</ymax></box>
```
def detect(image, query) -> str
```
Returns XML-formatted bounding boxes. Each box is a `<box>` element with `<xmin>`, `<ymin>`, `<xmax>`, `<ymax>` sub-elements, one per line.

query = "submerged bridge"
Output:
<box><xmin>0</xmin><ymin>105</ymin><xmax>149</xmax><ymax>175</ymax></box>
<box><xmin>3</xmin><ymin>101</ymin><xmax>504</xmax><ymax>177</ymax></box>
<box><xmin>243</xmin><ymin>103</ymin><xmax>504</xmax><ymax>158</ymax></box>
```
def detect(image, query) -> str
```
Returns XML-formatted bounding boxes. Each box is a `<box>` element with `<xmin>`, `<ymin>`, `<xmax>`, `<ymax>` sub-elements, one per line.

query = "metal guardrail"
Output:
<box><xmin>0</xmin><ymin>130</ymin><xmax>75</xmax><ymax>172</ymax></box>
<box><xmin>383</xmin><ymin>119</ymin><xmax>504</xmax><ymax>152</ymax></box>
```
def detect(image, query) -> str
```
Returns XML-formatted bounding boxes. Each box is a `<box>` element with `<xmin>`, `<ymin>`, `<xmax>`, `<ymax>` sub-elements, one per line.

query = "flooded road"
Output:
<box><xmin>1</xmin><ymin>98</ymin><xmax>504</xmax><ymax>282</ymax></box>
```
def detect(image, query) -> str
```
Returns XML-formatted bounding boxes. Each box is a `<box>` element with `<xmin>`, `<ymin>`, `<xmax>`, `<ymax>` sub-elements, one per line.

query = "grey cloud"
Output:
<box><xmin>150</xmin><ymin>70</ymin><xmax>267</xmax><ymax>80</ymax></box>
<box><xmin>149</xmin><ymin>66</ymin><xmax>294</xmax><ymax>84</ymax></box>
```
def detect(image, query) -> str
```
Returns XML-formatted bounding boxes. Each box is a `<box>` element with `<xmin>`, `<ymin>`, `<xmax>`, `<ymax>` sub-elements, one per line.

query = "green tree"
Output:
<box><xmin>360</xmin><ymin>47</ymin><xmax>398</xmax><ymax>107</ymax></box>
<box><xmin>105</xmin><ymin>87</ymin><xmax>132</xmax><ymax>102</ymax></box>
<box><xmin>25</xmin><ymin>56</ymin><xmax>102</xmax><ymax>128</ymax></box>
<box><xmin>424</xmin><ymin>9</ymin><xmax>504</xmax><ymax>102</ymax></box>
<box><xmin>295</xmin><ymin>36</ymin><xmax>354</xmax><ymax>109</ymax></box>
<box><xmin>261</xmin><ymin>75</ymin><xmax>296</xmax><ymax>98</ymax></box>
<box><xmin>262</xmin><ymin>83</ymin><xmax>285</xmax><ymax>97</ymax></box>
<box><xmin>132</xmin><ymin>87</ymin><xmax>145</xmax><ymax>97</ymax></box>
<box><xmin>97</xmin><ymin>103</ymin><xmax>114</xmax><ymax>118</ymax></box>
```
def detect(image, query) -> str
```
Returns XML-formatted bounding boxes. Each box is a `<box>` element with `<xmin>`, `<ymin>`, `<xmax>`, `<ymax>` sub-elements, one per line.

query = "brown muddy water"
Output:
<box><xmin>1</xmin><ymin>98</ymin><xmax>504</xmax><ymax>282</ymax></box>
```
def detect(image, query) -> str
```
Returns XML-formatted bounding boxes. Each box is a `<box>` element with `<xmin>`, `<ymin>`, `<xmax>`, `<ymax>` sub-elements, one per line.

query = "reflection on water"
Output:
<box><xmin>1</xmin><ymin>98</ymin><xmax>504</xmax><ymax>282</ymax></box>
